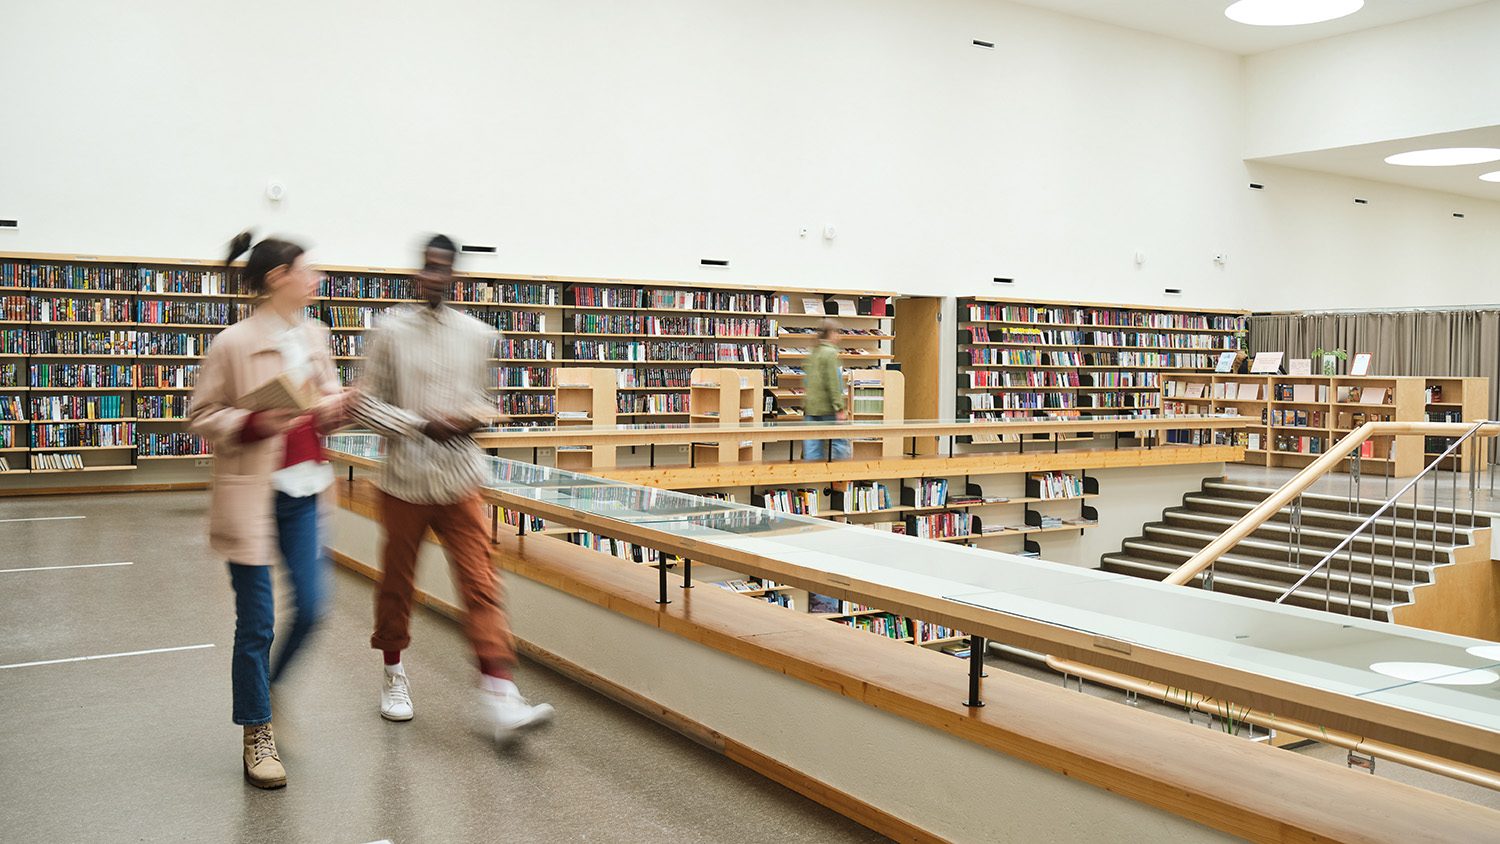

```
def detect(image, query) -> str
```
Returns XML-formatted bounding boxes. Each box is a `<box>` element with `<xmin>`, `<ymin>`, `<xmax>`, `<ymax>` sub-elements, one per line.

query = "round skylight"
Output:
<box><xmin>1225</xmin><ymin>0</ymin><xmax>1364</xmax><ymax>27</ymax></box>
<box><xmin>1384</xmin><ymin>148</ymin><xmax>1500</xmax><ymax>167</ymax></box>
<box><xmin>1480</xmin><ymin>171</ymin><xmax>1500</xmax><ymax>183</ymax></box>
<box><xmin>1370</xmin><ymin>662</ymin><xmax>1499</xmax><ymax>685</ymax></box>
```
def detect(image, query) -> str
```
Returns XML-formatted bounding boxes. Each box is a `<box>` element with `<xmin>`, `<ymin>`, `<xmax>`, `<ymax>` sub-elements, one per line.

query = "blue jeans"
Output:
<box><xmin>803</xmin><ymin>414</ymin><xmax>851</xmax><ymax>461</ymax></box>
<box><xmin>227</xmin><ymin>492</ymin><xmax>327</xmax><ymax>726</ymax></box>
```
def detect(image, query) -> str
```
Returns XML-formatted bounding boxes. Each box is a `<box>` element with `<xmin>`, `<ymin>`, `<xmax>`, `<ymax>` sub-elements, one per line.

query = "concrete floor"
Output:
<box><xmin>3</xmin><ymin>484</ymin><xmax>1496</xmax><ymax>844</ymax></box>
<box><xmin>1221</xmin><ymin>463</ymin><xmax>1500</xmax><ymax>516</ymax></box>
<box><xmin>0</xmin><ymin>491</ymin><xmax>888</xmax><ymax>844</ymax></box>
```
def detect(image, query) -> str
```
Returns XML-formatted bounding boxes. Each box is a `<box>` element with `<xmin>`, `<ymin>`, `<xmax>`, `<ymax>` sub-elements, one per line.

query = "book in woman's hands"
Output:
<box><xmin>243</xmin><ymin>373</ymin><xmax>314</xmax><ymax>412</ymax></box>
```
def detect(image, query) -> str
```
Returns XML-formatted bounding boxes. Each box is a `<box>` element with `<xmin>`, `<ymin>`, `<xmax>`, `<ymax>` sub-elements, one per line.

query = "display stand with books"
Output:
<box><xmin>689</xmin><ymin>367</ymin><xmax>764</xmax><ymax>465</ymax></box>
<box><xmin>553</xmin><ymin>367</ymin><xmax>618</xmax><ymax>471</ymax></box>
<box><xmin>1162</xmin><ymin>374</ymin><xmax>1432</xmax><ymax>475</ymax></box>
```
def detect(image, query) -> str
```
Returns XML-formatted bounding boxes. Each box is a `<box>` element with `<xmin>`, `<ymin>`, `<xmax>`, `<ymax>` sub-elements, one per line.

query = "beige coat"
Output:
<box><xmin>188</xmin><ymin>308</ymin><xmax>341</xmax><ymax>565</ymax></box>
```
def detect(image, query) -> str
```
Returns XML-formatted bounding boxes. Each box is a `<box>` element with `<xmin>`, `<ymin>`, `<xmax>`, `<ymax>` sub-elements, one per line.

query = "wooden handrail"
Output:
<box><xmin>1162</xmin><ymin>421</ymin><xmax>1500</xmax><ymax>587</ymax></box>
<box><xmin>1046</xmin><ymin>655</ymin><xmax>1500</xmax><ymax>793</ymax></box>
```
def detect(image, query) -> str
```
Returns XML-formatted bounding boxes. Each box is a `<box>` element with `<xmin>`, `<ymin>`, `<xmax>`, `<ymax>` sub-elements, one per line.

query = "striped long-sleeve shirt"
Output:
<box><xmin>353</xmin><ymin>305</ymin><xmax>498</xmax><ymax>505</ymax></box>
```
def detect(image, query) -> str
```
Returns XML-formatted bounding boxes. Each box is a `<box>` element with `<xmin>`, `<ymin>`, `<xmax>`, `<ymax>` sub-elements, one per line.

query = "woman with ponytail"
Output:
<box><xmin>188</xmin><ymin>231</ymin><xmax>354</xmax><ymax>789</ymax></box>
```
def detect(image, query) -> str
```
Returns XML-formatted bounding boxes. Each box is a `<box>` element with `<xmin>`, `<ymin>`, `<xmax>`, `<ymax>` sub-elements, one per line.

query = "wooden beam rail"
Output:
<box><xmin>1162</xmin><ymin>421</ymin><xmax>1500</xmax><ymax>587</ymax></box>
<box><xmin>326</xmin><ymin>441</ymin><xmax>1500</xmax><ymax>776</ymax></box>
<box><xmin>473</xmin><ymin>415</ymin><xmax>1251</xmax><ymax>450</ymax></box>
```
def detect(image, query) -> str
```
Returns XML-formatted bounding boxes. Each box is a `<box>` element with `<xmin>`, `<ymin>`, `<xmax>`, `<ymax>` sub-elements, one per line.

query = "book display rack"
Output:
<box><xmin>1158</xmin><ymin>374</ymin><xmax>1465</xmax><ymax>475</ymax></box>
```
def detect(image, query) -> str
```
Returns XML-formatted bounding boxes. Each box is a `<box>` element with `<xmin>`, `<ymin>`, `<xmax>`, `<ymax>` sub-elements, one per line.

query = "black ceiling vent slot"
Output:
<box><xmin>0</xmin><ymin>220</ymin><xmax>17</xmax><ymax>228</ymax></box>
<box><xmin>1248</xmin><ymin>183</ymin><xmax>1264</xmax><ymax>190</ymax></box>
<box><xmin>1354</xmin><ymin>198</ymin><xmax>1368</xmax><ymax>205</ymax></box>
<box><xmin>992</xmin><ymin>277</ymin><xmax>1014</xmax><ymax>284</ymax></box>
<box><xmin>972</xmin><ymin>39</ymin><xmax>994</xmax><ymax>49</ymax></box>
<box><xmin>1164</xmin><ymin>288</ymin><xmax>1183</xmax><ymax>296</ymax></box>
<box><xmin>700</xmin><ymin>259</ymin><xmax>729</xmax><ymax>267</ymax></box>
<box><xmin>1454</xmin><ymin>212</ymin><xmax>1466</xmax><ymax>219</ymax></box>
<box><xmin>460</xmin><ymin>244</ymin><xmax>497</xmax><ymax>253</ymax></box>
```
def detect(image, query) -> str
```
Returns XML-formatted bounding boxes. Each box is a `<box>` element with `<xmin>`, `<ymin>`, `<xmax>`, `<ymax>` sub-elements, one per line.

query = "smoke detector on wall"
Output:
<box><xmin>267</xmin><ymin>180</ymin><xmax>286</xmax><ymax>202</ymax></box>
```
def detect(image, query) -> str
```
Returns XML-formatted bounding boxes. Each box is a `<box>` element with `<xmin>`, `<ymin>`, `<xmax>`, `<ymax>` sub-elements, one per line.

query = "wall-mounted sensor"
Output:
<box><xmin>823</xmin><ymin>225</ymin><xmax>836</xmax><ymax>240</ymax></box>
<box><xmin>1134</xmin><ymin>250</ymin><xmax>1146</xmax><ymax>266</ymax></box>
<box><xmin>267</xmin><ymin>181</ymin><xmax>286</xmax><ymax>201</ymax></box>
<box><xmin>1214</xmin><ymin>253</ymin><xmax>1227</xmax><ymax>265</ymax></box>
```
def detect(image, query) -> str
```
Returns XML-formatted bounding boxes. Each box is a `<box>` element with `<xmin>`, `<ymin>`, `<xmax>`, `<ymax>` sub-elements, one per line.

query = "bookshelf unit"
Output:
<box><xmin>846</xmin><ymin>368</ymin><xmax>906</xmax><ymax>459</ymax></box>
<box><xmin>955</xmin><ymin>296</ymin><xmax>1247</xmax><ymax>445</ymax></box>
<box><xmin>689</xmin><ymin>367</ymin><xmax>764</xmax><ymax>465</ymax></box>
<box><xmin>770</xmin><ymin>293</ymin><xmax>895</xmax><ymax>421</ymax></box>
<box><xmin>1422</xmin><ymin>377</ymin><xmax>1489</xmax><ymax>472</ymax></box>
<box><xmin>1</xmin><ymin>257</ymin><xmax>232</xmax><ymax>474</ymax></box>
<box><xmin>1163</xmin><ymin>374</ymin><xmax>1428</xmax><ymax>475</ymax></box>
<box><xmin>553</xmin><ymin>367</ymin><xmax>619</xmax><ymax>471</ymax></box>
<box><xmin>2</xmin><ymin>251</ymin><xmax>897</xmax><ymax>487</ymax></box>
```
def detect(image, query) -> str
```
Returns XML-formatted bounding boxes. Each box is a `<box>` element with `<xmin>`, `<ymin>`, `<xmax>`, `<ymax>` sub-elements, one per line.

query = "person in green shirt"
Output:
<box><xmin>802</xmin><ymin>321</ymin><xmax>850</xmax><ymax>460</ymax></box>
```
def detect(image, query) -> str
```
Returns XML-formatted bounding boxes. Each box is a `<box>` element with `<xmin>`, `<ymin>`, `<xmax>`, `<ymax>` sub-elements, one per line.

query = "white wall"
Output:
<box><xmin>1243</xmin><ymin>1</ymin><xmax>1500</xmax><ymax>158</ymax></box>
<box><xmin>1240</xmin><ymin>162</ymin><xmax>1500</xmax><ymax>310</ymax></box>
<box><xmin>1</xmin><ymin>0</ymin><xmax>1247</xmax><ymax>310</ymax></box>
<box><xmin>2</xmin><ymin>1</ymin><xmax>1496</xmax><ymax>315</ymax></box>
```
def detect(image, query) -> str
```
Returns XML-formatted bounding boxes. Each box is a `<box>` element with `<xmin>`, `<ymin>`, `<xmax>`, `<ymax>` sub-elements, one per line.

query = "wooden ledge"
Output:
<box><xmin>592</xmin><ymin>445</ymin><xmax>1241</xmax><ymax>489</ymax></box>
<box><xmin>332</xmin><ymin>482</ymin><xmax>1500</xmax><ymax>844</ymax></box>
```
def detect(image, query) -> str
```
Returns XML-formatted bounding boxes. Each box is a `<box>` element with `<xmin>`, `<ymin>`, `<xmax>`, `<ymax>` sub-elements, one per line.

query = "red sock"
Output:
<box><xmin>384</xmin><ymin>650</ymin><xmax>402</xmax><ymax>666</ymax></box>
<box><xmin>477</xmin><ymin>657</ymin><xmax>512</xmax><ymax>681</ymax></box>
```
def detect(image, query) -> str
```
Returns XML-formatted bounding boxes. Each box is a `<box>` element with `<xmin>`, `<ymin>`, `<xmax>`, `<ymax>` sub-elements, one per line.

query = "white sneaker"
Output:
<box><xmin>381</xmin><ymin>669</ymin><xmax>414</xmax><ymax>721</ymax></box>
<box><xmin>481</xmin><ymin>689</ymin><xmax>554</xmax><ymax>740</ymax></box>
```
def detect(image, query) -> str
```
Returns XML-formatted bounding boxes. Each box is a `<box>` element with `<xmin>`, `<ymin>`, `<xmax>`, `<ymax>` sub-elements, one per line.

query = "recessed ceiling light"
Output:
<box><xmin>1385</xmin><ymin>148</ymin><xmax>1500</xmax><ymax>167</ymax></box>
<box><xmin>1225</xmin><ymin>0</ymin><xmax>1364</xmax><ymax>27</ymax></box>
<box><xmin>1480</xmin><ymin>171</ymin><xmax>1500</xmax><ymax>183</ymax></box>
<box><xmin>1370</xmin><ymin>661</ymin><xmax>1499</xmax><ymax>685</ymax></box>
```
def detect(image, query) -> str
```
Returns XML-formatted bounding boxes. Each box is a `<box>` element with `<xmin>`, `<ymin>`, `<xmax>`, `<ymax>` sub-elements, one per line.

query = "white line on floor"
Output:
<box><xmin>0</xmin><ymin>644</ymin><xmax>215</xmax><ymax>670</ymax></box>
<box><xmin>0</xmin><ymin>562</ymin><xmax>134</xmax><ymax>574</ymax></box>
<box><xmin>0</xmin><ymin>515</ymin><xmax>87</xmax><ymax>524</ymax></box>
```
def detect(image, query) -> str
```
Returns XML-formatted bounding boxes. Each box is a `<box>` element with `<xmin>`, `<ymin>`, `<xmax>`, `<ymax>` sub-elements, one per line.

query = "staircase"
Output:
<box><xmin>1101</xmin><ymin>479</ymin><xmax>1492</xmax><ymax>621</ymax></box>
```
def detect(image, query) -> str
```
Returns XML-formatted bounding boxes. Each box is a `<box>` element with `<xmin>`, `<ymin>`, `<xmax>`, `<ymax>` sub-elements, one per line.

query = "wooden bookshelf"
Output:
<box><xmin>846</xmin><ymin>368</ymin><xmax>905</xmax><ymax>459</ymax></box>
<box><xmin>3</xmin><ymin>251</ymin><xmax>898</xmax><ymax>484</ymax></box>
<box><xmin>1162</xmin><ymin>374</ymin><xmax>1428</xmax><ymax>475</ymax></box>
<box><xmin>691</xmin><ymin>368</ymin><xmax>765</xmax><ymax>465</ymax></box>
<box><xmin>1421</xmin><ymin>377</ymin><xmax>1489</xmax><ymax>472</ymax></box>
<box><xmin>553</xmin><ymin>367</ymin><xmax>618</xmax><ymax>471</ymax></box>
<box><xmin>954</xmin><ymin>296</ymin><xmax>1247</xmax><ymax>446</ymax></box>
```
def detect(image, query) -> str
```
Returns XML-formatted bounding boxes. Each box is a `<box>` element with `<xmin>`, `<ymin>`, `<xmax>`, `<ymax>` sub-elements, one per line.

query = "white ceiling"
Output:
<box><xmin>1252</xmin><ymin>127</ymin><xmax>1500</xmax><ymax>201</ymax></box>
<box><xmin>1007</xmin><ymin>0</ymin><xmax>1490</xmax><ymax>55</ymax></box>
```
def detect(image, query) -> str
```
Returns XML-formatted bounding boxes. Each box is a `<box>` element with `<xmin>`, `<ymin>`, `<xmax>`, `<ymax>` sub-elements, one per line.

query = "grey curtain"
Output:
<box><xmin>1248</xmin><ymin>309</ymin><xmax>1500</xmax><ymax>421</ymax></box>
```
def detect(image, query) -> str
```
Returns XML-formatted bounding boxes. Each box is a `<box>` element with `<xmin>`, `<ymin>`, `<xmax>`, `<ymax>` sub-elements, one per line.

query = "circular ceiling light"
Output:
<box><xmin>1480</xmin><ymin>171</ymin><xmax>1500</xmax><ymax>183</ymax></box>
<box><xmin>1225</xmin><ymin>0</ymin><xmax>1364</xmax><ymax>27</ymax></box>
<box><xmin>1370</xmin><ymin>661</ymin><xmax>1499</xmax><ymax>685</ymax></box>
<box><xmin>1385</xmin><ymin>148</ymin><xmax>1500</xmax><ymax>167</ymax></box>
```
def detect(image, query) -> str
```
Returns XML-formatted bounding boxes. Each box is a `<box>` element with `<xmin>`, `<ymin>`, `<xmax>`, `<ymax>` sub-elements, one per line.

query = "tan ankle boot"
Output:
<box><xmin>243</xmin><ymin>723</ymin><xmax>287</xmax><ymax>789</ymax></box>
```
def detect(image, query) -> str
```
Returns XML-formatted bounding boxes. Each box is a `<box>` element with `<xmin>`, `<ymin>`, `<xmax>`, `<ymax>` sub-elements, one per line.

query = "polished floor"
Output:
<box><xmin>3</xmin><ymin>485</ymin><xmax>1497</xmax><ymax>844</ymax></box>
<box><xmin>0</xmin><ymin>491</ymin><xmax>889</xmax><ymax>844</ymax></box>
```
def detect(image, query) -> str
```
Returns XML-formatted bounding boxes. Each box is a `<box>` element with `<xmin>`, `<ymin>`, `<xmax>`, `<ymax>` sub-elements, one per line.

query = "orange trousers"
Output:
<box><xmin>369</xmin><ymin>491</ymin><xmax>515</xmax><ymax>666</ymax></box>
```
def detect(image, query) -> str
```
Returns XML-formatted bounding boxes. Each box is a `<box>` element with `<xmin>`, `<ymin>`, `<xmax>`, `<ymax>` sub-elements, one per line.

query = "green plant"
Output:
<box><xmin>1312</xmin><ymin>348</ymin><xmax>1347</xmax><ymax>376</ymax></box>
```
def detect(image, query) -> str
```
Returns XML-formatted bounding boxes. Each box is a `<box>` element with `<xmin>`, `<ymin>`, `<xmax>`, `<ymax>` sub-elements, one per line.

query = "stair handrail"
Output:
<box><xmin>1162</xmin><ymin>421</ymin><xmax>1500</xmax><ymax>587</ymax></box>
<box><xmin>1271</xmin><ymin>421</ymin><xmax>1490</xmax><ymax>604</ymax></box>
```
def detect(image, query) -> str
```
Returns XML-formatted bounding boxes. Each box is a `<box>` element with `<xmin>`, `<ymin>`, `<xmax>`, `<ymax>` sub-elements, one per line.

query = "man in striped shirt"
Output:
<box><xmin>355</xmin><ymin>234</ymin><xmax>553</xmax><ymax>741</ymax></box>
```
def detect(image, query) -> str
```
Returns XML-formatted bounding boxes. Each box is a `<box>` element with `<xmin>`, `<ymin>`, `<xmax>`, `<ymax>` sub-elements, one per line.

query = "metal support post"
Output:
<box><xmin>517</xmin><ymin>510</ymin><xmax>526</xmax><ymax>537</ymax></box>
<box><xmin>681</xmin><ymin>557</ymin><xmax>693</xmax><ymax>589</ymax></box>
<box><xmin>963</xmin><ymin>635</ymin><xmax>986</xmax><ymax>707</ymax></box>
<box><xmin>656</xmin><ymin>558</ymin><xmax>671</xmax><ymax>605</ymax></box>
